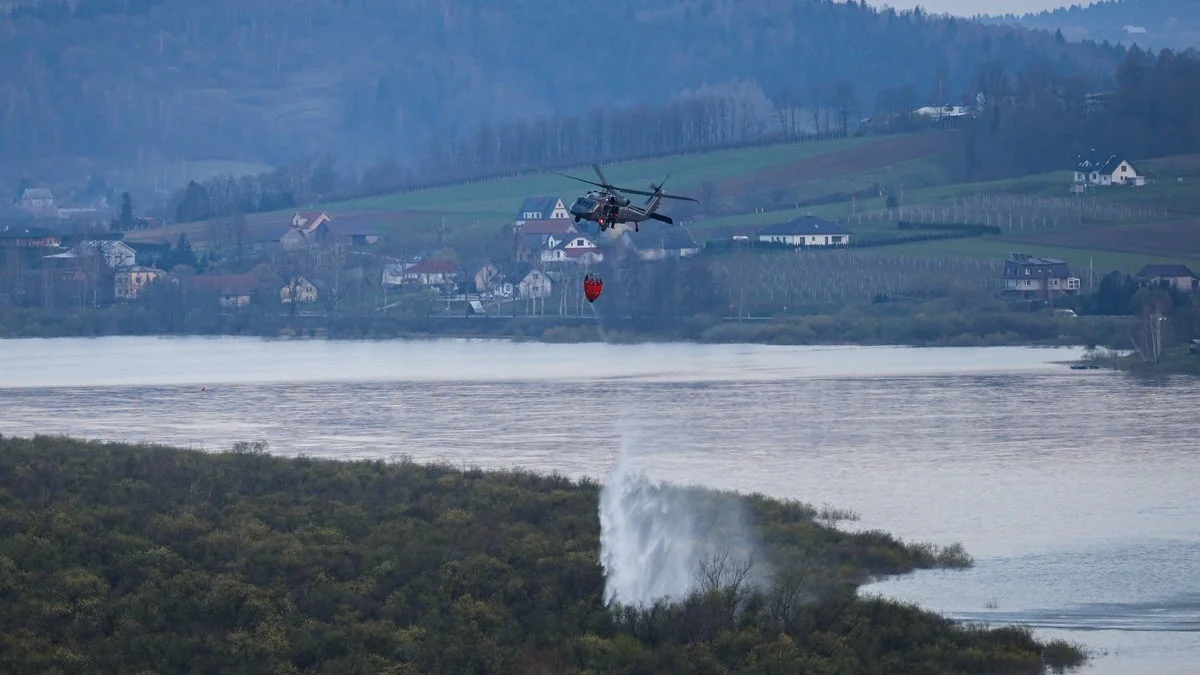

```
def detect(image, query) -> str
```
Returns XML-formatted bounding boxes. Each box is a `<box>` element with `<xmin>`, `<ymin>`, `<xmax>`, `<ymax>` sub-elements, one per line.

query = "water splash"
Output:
<box><xmin>599</xmin><ymin>439</ymin><xmax>700</xmax><ymax>606</ymax></box>
<box><xmin>599</xmin><ymin>415</ymin><xmax>762</xmax><ymax>607</ymax></box>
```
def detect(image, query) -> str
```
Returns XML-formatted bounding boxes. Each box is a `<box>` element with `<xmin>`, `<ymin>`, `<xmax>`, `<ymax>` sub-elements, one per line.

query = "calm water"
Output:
<box><xmin>1</xmin><ymin>336</ymin><xmax>1197</xmax><ymax>674</ymax></box>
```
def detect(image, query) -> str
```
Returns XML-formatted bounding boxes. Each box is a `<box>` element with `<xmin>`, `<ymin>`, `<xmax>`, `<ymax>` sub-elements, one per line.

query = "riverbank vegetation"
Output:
<box><xmin>0</xmin><ymin>434</ymin><xmax>1086</xmax><ymax>674</ymax></box>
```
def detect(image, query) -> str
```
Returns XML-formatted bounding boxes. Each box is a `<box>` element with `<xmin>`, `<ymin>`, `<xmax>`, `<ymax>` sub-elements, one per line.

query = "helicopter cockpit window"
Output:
<box><xmin>573</xmin><ymin>197</ymin><xmax>597</xmax><ymax>210</ymax></box>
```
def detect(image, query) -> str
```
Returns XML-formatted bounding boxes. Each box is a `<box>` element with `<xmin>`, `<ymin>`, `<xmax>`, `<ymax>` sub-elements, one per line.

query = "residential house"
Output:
<box><xmin>540</xmin><ymin>234</ymin><xmax>603</xmax><ymax>265</ymax></box>
<box><xmin>192</xmin><ymin>273</ymin><xmax>259</xmax><ymax>308</ymax></box>
<box><xmin>470</xmin><ymin>261</ymin><xmax>504</xmax><ymax>294</ymax></box>
<box><xmin>619</xmin><ymin>220</ymin><xmax>701</xmax><ymax>260</ymax></box>
<box><xmin>0</xmin><ymin>225</ymin><xmax>61</xmax><ymax>248</ymax></box>
<box><xmin>912</xmin><ymin>105</ymin><xmax>974</xmax><ymax>121</ymax></box>
<box><xmin>402</xmin><ymin>259</ymin><xmax>459</xmax><ymax>287</ymax></box>
<box><xmin>20</xmin><ymin>188</ymin><xmax>55</xmax><ymax>211</ymax></box>
<box><xmin>504</xmin><ymin>264</ymin><xmax>552</xmax><ymax>299</ymax></box>
<box><xmin>1002</xmin><ymin>253</ymin><xmax>1081</xmax><ymax>298</ymax></box>
<box><xmin>281</xmin><ymin>276</ymin><xmax>320</xmax><ymax>303</ymax></box>
<box><xmin>114</xmin><ymin>266</ymin><xmax>166</xmax><ymax>300</ymax></box>
<box><xmin>325</xmin><ymin>213</ymin><xmax>386</xmax><ymax>246</ymax></box>
<box><xmin>1136</xmin><ymin>264</ymin><xmax>1197</xmax><ymax>292</ymax></box>
<box><xmin>73</xmin><ymin>240</ymin><xmax>137</xmax><ymax>269</ymax></box>
<box><xmin>1073</xmin><ymin>153</ymin><xmax>1144</xmax><ymax>187</ymax></box>
<box><xmin>514</xmin><ymin>218</ymin><xmax>579</xmax><ymax>261</ymax></box>
<box><xmin>259</xmin><ymin>211</ymin><xmax>335</xmax><ymax>252</ymax></box>
<box><xmin>292</xmin><ymin>211</ymin><xmax>333</xmax><ymax>231</ymax></box>
<box><xmin>514</xmin><ymin>196</ymin><xmax>571</xmax><ymax>225</ymax></box>
<box><xmin>381</xmin><ymin>259</ymin><xmax>413</xmax><ymax>287</ymax></box>
<box><xmin>758</xmin><ymin>215</ymin><xmax>851</xmax><ymax>247</ymax></box>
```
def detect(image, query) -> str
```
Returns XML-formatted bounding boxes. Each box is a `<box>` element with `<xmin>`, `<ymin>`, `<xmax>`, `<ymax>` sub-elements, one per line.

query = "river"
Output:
<box><xmin>1</xmin><ymin>335</ymin><xmax>1196</xmax><ymax>674</ymax></box>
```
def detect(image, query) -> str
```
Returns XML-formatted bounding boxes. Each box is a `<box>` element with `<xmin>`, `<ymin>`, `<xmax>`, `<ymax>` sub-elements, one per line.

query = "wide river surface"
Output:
<box><xmin>1</xmin><ymin>336</ymin><xmax>1197</xmax><ymax>674</ymax></box>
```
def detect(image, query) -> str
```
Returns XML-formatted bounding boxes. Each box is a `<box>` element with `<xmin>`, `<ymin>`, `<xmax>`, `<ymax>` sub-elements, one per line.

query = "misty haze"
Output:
<box><xmin>2</xmin><ymin>1</ymin><xmax>1198</xmax><ymax>674</ymax></box>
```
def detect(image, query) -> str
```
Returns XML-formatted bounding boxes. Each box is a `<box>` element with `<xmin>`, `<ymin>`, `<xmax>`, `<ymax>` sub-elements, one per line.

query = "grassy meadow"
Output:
<box><xmin>128</xmin><ymin>130</ymin><xmax>1200</xmax><ymax>280</ymax></box>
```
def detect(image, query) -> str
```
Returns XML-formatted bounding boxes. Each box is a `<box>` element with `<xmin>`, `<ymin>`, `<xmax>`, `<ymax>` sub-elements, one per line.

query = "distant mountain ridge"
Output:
<box><xmin>985</xmin><ymin>0</ymin><xmax>1200</xmax><ymax>51</ymax></box>
<box><xmin>1</xmin><ymin>0</ymin><xmax>1121</xmax><ymax>192</ymax></box>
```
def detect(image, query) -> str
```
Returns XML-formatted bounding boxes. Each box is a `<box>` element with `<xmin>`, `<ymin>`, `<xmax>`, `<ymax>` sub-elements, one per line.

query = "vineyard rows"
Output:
<box><xmin>708</xmin><ymin>251</ymin><xmax>1004</xmax><ymax>305</ymax></box>
<box><xmin>844</xmin><ymin>195</ymin><xmax>1168</xmax><ymax>234</ymax></box>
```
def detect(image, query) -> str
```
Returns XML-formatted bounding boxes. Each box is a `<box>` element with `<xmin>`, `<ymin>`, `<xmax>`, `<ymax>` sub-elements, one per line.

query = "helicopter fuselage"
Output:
<box><xmin>569</xmin><ymin>193</ymin><xmax>641</xmax><ymax>231</ymax></box>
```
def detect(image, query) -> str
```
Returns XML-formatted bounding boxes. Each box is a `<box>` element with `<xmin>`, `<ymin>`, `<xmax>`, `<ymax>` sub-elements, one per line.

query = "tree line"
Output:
<box><xmin>2</xmin><ymin>0</ymin><xmax>1120</xmax><ymax>195</ymax></box>
<box><xmin>954</xmin><ymin>45</ymin><xmax>1200</xmax><ymax>181</ymax></box>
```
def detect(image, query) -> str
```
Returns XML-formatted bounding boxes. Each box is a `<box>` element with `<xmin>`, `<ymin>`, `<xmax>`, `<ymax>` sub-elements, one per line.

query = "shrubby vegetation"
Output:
<box><xmin>0</xmin><ymin>435</ymin><xmax>1086</xmax><ymax>674</ymax></box>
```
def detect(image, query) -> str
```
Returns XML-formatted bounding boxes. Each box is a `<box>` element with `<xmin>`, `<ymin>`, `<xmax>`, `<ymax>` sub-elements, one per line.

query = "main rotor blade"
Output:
<box><xmin>520</xmin><ymin>163</ymin><xmax>610</xmax><ymax>189</ymax></box>
<box><xmin>659</xmin><ymin>193</ymin><xmax>699</xmax><ymax>202</ymax></box>
<box><xmin>592</xmin><ymin>164</ymin><xmax>612</xmax><ymax>188</ymax></box>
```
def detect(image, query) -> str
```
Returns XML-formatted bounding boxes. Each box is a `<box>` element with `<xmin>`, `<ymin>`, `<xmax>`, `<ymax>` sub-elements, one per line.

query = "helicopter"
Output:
<box><xmin>546</xmin><ymin>164</ymin><xmax>699</xmax><ymax>232</ymax></box>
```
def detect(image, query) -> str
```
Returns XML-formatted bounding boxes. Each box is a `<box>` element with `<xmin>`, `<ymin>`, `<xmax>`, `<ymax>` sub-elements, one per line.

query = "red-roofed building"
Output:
<box><xmin>191</xmin><ymin>273</ymin><xmax>259</xmax><ymax>307</ymax></box>
<box><xmin>403</xmin><ymin>259</ymin><xmax>459</xmax><ymax>286</ymax></box>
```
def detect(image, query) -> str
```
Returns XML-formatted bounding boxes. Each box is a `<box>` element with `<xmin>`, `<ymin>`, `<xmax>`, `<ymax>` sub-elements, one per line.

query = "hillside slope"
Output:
<box><xmin>989</xmin><ymin>0</ymin><xmax>1200</xmax><ymax>51</ymax></box>
<box><xmin>2</xmin><ymin>0</ymin><xmax>1119</xmax><ymax>187</ymax></box>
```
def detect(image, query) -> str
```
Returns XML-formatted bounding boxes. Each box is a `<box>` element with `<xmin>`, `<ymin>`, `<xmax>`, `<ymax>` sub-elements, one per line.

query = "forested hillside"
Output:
<box><xmin>991</xmin><ymin>0</ymin><xmax>1200</xmax><ymax>51</ymax></box>
<box><xmin>2</xmin><ymin>0</ymin><xmax>1121</xmax><ymax>192</ymax></box>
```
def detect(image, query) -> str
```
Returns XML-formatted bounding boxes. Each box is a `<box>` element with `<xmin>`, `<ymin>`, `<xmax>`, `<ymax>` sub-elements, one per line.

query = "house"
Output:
<box><xmin>1136</xmin><ymin>264</ymin><xmax>1197</xmax><ymax>292</ymax></box>
<box><xmin>381</xmin><ymin>259</ymin><xmax>413</xmax><ymax>287</ymax></box>
<box><xmin>912</xmin><ymin>105</ymin><xmax>973</xmax><ymax>121</ymax></box>
<box><xmin>0</xmin><ymin>225</ymin><xmax>61</xmax><ymax>248</ymax></box>
<box><xmin>508</xmin><ymin>265</ymin><xmax>552</xmax><ymax>299</ymax></box>
<box><xmin>281</xmin><ymin>276</ymin><xmax>320</xmax><ymax>303</ymax></box>
<box><xmin>281</xmin><ymin>225</ymin><xmax>328</xmax><ymax>250</ymax></box>
<box><xmin>402</xmin><ymin>259</ymin><xmax>459</xmax><ymax>287</ymax></box>
<box><xmin>1073</xmin><ymin>153</ymin><xmax>1144</xmax><ymax>187</ymax></box>
<box><xmin>514</xmin><ymin>218</ymin><xmax>579</xmax><ymax>261</ymax></box>
<box><xmin>1002</xmin><ymin>253</ymin><xmax>1081</xmax><ymax>298</ymax></box>
<box><xmin>619</xmin><ymin>220</ymin><xmax>701</xmax><ymax>260</ymax></box>
<box><xmin>292</xmin><ymin>211</ymin><xmax>333</xmax><ymax>232</ymax></box>
<box><xmin>515</xmin><ymin>196</ymin><xmax>571</xmax><ymax>225</ymax></box>
<box><xmin>540</xmin><ymin>234</ymin><xmax>603</xmax><ymax>264</ymax></box>
<box><xmin>325</xmin><ymin>214</ymin><xmax>386</xmax><ymax>246</ymax></box>
<box><xmin>758</xmin><ymin>215</ymin><xmax>850</xmax><ymax>247</ymax></box>
<box><xmin>114</xmin><ymin>266</ymin><xmax>166</xmax><ymax>300</ymax></box>
<box><xmin>192</xmin><ymin>273</ymin><xmax>258</xmax><ymax>307</ymax></box>
<box><xmin>20</xmin><ymin>188</ymin><xmax>55</xmax><ymax>211</ymax></box>
<box><xmin>470</xmin><ymin>261</ymin><xmax>504</xmax><ymax>293</ymax></box>
<box><xmin>73</xmin><ymin>240</ymin><xmax>137</xmax><ymax>269</ymax></box>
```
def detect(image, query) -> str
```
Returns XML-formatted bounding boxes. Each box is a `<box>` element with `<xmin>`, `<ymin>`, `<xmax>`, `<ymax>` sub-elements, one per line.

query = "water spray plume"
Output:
<box><xmin>599</xmin><ymin>441</ymin><xmax>699</xmax><ymax>607</ymax></box>
<box><xmin>599</xmin><ymin>414</ymin><xmax>764</xmax><ymax>608</ymax></box>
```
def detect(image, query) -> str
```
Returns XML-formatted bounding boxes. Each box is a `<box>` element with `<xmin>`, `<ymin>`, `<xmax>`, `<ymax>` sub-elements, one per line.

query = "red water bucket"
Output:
<box><xmin>583</xmin><ymin>275</ymin><xmax>604</xmax><ymax>303</ymax></box>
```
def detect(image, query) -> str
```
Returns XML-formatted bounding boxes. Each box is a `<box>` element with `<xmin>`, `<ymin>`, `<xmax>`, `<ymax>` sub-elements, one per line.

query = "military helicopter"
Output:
<box><xmin>547</xmin><ymin>164</ymin><xmax>698</xmax><ymax>232</ymax></box>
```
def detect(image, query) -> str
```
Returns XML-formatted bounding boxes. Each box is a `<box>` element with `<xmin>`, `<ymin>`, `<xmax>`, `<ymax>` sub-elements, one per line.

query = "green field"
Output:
<box><xmin>333</xmin><ymin>135</ymin><xmax>886</xmax><ymax>215</ymax></box>
<box><xmin>132</xmin><ymin>130</ymin><xmax>1200</xmax><ymax>277</ymax></box>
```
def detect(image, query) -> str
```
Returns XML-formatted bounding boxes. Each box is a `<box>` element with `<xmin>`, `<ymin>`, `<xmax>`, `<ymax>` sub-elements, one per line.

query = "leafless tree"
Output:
<box><xmin>1130</xmin><ymin>286</ymin><xmax>1172</xmax><ymax>364</ymax></box>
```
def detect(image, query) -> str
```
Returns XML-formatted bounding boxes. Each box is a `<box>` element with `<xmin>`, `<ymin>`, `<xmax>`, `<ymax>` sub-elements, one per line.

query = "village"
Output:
<box><xmin>1</xmin><ymin>148</ymin><xmax>1196</xmax><ymax>319</ymax></box>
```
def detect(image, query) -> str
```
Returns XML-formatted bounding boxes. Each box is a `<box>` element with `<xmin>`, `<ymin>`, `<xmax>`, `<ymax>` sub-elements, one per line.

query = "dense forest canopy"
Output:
<box><xmin>0</xmin><ymin>434</ymin><xmax>1086</xmax><ymax>674</ymax></box>
<box><xmin>2</xmin><ymin>0</ymin><xmax>1121</xmax><ymax>192</ymax></box>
